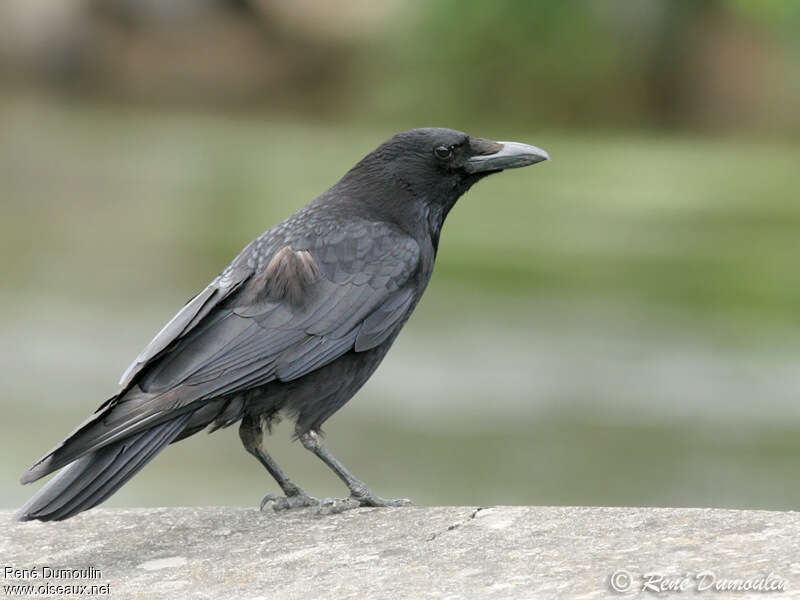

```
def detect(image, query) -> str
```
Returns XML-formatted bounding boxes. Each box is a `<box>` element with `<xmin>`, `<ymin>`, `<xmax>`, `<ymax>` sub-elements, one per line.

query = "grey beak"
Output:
<box><xmin>464</xmin><ymin>141</ymin><xmax>550</xmax><ymax>174</ymax></box>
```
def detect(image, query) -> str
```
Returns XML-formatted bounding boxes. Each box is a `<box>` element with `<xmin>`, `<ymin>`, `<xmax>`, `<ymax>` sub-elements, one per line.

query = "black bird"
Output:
<box><xmin>18</xmin><ymin>128</ymin><xmax>549</xmax><ymax>521</ymax></box>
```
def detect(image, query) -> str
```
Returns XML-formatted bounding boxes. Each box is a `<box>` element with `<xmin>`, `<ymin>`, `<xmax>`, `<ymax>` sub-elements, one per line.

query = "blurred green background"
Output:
<box><xmin>2</xmin><ymin>0</ymin><xmax>800</xmax><ymax>512</ymax></box>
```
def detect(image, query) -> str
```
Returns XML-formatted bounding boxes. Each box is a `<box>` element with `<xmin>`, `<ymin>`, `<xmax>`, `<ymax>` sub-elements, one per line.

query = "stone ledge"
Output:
<box><xmin>3</xmin><ymin>506</ymin><xmax>800</xmax><ymax>599</ymax></box>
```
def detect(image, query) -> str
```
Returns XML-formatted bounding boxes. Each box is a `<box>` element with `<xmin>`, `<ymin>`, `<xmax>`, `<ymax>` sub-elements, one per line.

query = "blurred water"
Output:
<box><xmin>5</xmin><ymin>291</ymin><xmax>800</xmax><ymax>511</ymax></box>
<box><xmin>3</xmin><ymin>97</ymin><xmax>800</xmax><ymax>512</ymax></box>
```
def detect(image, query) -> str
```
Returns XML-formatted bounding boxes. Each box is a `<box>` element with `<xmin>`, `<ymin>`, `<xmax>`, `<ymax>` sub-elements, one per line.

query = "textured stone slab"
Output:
<box><xmin>2</xmin><ymin>506</ymin><xmax>800</xmax><ymax>599</ymax></box>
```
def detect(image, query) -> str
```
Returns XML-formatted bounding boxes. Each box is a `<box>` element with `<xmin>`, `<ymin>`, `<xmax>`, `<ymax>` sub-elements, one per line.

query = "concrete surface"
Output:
<box><xmin>2</xmin><ymin>506</ymin><xmax>800</xmax><ymax>599</ymax></box>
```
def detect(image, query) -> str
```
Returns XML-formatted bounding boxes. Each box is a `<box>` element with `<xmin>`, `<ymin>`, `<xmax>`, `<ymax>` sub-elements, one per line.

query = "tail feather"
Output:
<box><xmin>20</xmin><ymin>387</ymin><xmax>188</xmax><ymax>486</ymax></box>
<box><xmin>17</xmin><ymin>414</ymin><xmax>191</xmax><ymax>522</ymax></box>
<box><xmin>42</xmin><ymin>416</ymin><xmax>188</xmax><ymax>521</ymax></box>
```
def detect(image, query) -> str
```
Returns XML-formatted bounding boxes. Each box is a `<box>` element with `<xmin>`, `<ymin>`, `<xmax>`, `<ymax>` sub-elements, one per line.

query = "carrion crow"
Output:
<box><xmin>18</xmin><ymin>128</ymin><xmax>549</xmax><ymax>521</ymax></box>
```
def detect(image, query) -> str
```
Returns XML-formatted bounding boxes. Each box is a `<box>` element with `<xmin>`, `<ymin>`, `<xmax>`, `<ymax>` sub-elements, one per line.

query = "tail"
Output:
<box><xmin>17</xmin><ymin>414</ymin><xmax>192</xmax><ymax>522</ymax></box>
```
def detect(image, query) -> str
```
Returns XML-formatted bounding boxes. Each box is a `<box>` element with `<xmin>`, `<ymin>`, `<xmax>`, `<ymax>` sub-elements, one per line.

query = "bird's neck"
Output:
<box><xmin>426</xmin><ymin>204</ymin><xmax>446</xmax><ymax>253</ymax></box>
<box><xmin>330</xmin><ymin>167</ymin><xmax>480</xmax><ymax>253</ymax></box>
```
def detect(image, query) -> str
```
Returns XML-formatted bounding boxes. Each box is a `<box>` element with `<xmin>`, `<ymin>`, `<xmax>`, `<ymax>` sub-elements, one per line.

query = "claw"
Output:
<box><xmin>315</xmin><ymin>497</ymin><xmax>360</xmax><ymax>515</ymax></box>
<box><xmin>361</xmin><ymin>496</ymin><xmax>413</xmax><ymax>508</ymax></box>
<box><xmin>259</xmin><ymin>494</ymin><xmax>279</xmax><ymax>511</ymax></box>
<box><xmin>315</xmin><ymin>495</ymin><xmax>413</xmax><ymax>515</ymax></box>
<box><xmin>259</xmin><ymin>493</ymin><xmax>319</xmax><ymax>512</ymax></box>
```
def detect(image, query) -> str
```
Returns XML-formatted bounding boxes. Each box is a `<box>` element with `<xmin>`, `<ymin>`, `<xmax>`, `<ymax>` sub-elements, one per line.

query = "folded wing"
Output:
<box><xmin>22</xmin><ymin>217</ymin><xmax>420</xmax><ymax>483</ymax></box>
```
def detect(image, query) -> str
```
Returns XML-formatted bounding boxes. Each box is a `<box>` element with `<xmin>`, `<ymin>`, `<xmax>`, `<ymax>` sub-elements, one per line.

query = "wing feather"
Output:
<box><xmin>133</xmin><ymin>220</ymin><xmax>420</xmax><ymax>398</ymax></box>
<box><xmin>23</xmin><ymin>217</ymin><xmax>421</xmax><ymax>482</ymax></box>
<box><xmin>118</xmin><ymin>263</ymin><xmax>252</xmax><ymax>388</ymax></box>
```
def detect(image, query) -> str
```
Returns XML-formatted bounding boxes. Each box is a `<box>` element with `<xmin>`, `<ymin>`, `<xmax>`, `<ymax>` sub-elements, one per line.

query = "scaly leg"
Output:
<box><xmin>298</xmin><ymin>429</ymin><xmax>412</xmax><ymax>514</ymax></box>
<box><xmin>239</xmin><ymin>415</ymin><xmax>318</xmax><ymax>511</ymax></box>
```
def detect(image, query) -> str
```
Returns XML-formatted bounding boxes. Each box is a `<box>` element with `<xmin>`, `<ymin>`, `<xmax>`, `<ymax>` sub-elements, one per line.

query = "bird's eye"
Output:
<box><xmin>434</xmin><ymin>145</ymin><xmax>453</xmax><ymax>159</ymax></box>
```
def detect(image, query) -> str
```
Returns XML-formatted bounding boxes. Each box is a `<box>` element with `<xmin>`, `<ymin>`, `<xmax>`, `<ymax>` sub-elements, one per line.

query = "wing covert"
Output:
<box><xmin>135</xmin><ymin>218</ymin><xmax>420</xmax><ymax>399</ymax></box>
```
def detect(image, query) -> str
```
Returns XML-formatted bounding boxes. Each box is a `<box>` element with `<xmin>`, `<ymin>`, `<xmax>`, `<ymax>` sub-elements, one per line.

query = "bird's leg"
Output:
<box><xmin>298</xmin><ymin>429</ymin><xmax>412</xmax><ymax>514</ymax></box>
<box><xmin>238</xmin><ymin>415</ymin><xmax>318</xmax><ymax>511</ymax></box>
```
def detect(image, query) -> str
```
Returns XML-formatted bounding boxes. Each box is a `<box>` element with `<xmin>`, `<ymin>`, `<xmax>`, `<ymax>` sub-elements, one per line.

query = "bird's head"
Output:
<box><xmin>339</xmin><ymin>128</ymin><xmax>549</xmax><ymax>235</ymax></box>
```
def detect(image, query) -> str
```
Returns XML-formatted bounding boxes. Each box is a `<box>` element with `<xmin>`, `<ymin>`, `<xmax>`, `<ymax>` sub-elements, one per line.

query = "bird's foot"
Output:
<box><xmin>260</xmin><ymin>492</ymin><xmax>319</xmax><ymax>512</ymax></box>
<box><xmin>316</xmin><ymin>494</ymin><xmax>413</xmax><ymax>515</ymax></box>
